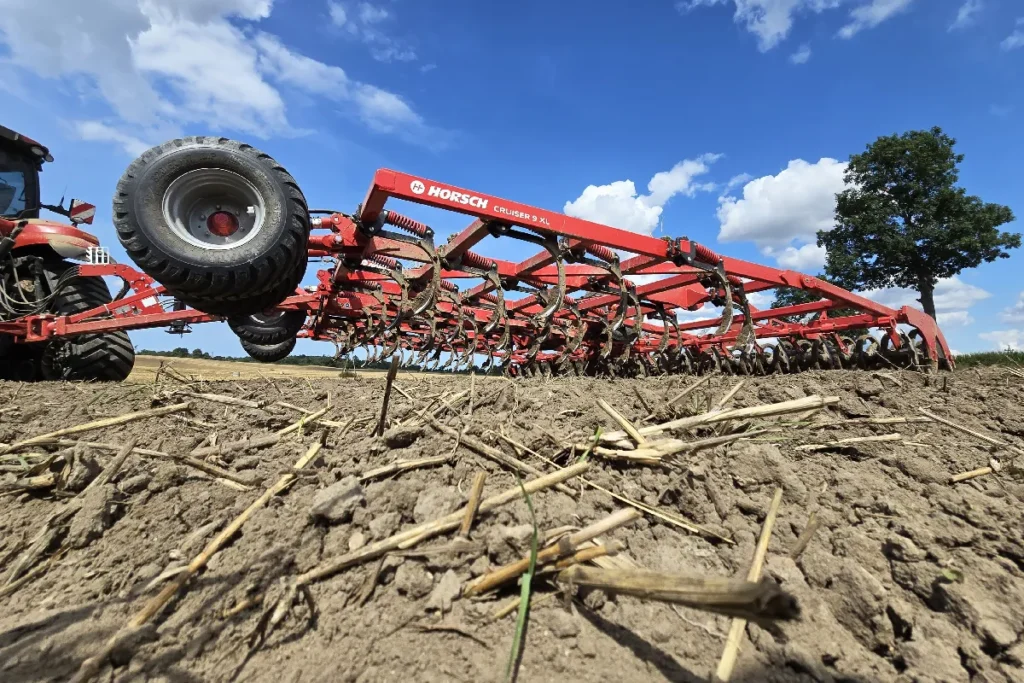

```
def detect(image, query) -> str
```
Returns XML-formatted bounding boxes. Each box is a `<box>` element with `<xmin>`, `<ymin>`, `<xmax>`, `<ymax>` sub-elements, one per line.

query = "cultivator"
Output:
<box><xmin>0</xmin><ymin>136</ymin><xmax>952</xmax><ymax>380</ymax></box>
<box><xmin>290</xmin><ymin>169</ymin><xmax>952</xmax><ymax>376</ymax></box>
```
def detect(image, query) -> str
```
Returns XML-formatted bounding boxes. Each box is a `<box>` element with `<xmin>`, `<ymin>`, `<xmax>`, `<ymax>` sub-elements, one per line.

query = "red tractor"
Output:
<box><xmin>0</xmin><ymin>126</ymin><xmax>134</xmax><ymax>381</ymax></box>
<box><xmin>0</xmin><ymin>132</ymin><xmax>953</xmax><ymax>381</ymax></box>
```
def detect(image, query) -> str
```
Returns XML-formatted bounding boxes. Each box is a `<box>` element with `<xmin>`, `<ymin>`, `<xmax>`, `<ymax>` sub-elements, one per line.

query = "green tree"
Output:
<box><xmin>818</xmin><ymin>127</ymin><xmax>1019</xmax><ymax>320</ymax></box>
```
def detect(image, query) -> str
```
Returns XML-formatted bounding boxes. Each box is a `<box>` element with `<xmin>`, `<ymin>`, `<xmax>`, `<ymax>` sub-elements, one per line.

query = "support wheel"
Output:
<box><xmin>114</xmin><ymin>137</ymin><xmax>309</xmax><ymax>316</ymax></box>
<box><xmin>229</xmin><ymin>308</ymin><xmax>306</xmax><ymax>345</ymax></box>
<box><xmin>241</xmin><ymin>337</ymin><xmax>296</xmax><ymax>363</ymax></box>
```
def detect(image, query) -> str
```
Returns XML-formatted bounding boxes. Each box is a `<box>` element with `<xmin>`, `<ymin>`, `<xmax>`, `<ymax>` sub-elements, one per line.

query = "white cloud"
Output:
<box><xmin>328</xmin><ymin>1</ymin><xmax>347</xmax><ymax>27</ymax></box>
<box><xmin>676</xmin><ymin>302</ymin><xmax>720</xmax><ymax>326</ymax></box>
<box><xmin>564</xmin><ymin>181</ymin><xmax>664</xmax><ymax>236</ymax></box>
<box><xmin>564</xmin><ymin>154</ymin><xmax>721</xmax><ymax>236</ymax></box>
<box><xmin>717</xmin><ymin>159</ymin><xmax>846</xmax><ymax>245</ymax></box>
<box><xmin>936</xmin><ymin>310</ymin><xmax>974</xmax><ymax>327</ymax></box>
<box><xmin>0</xmin><ymin>1</ymin><xmax>160</xmax><ymax>127</ymax></box>
<box><xmin>990</xmin><ymin>104</ymin><xmax>1013</xmax><ymax>117</ymax></box>
<box><xmin>838</xmin><ymin>0</ymin><xmax>915</xmax><ymax>39</ymax></box>
<box><xmin>1001</xmin><ymin>18</ymin><xmax>1024</xmax><ymax>51</ymax></box>
<box><xmin>255</xmin><ymin>33</ymin><xmax>434</xmax><ymax>140</ymax></box>
<box><xmin>790</xmin><ymin>43</ymin><xmax>812</xmax><ymax>63</ymax></box>
<box><xmin>764</xmin><ymin>243</ymin><xmax>828</xmax><ymax>271</ymax></box>
<box><xmin>328</xmin><ymin>1</ymin><xmax>416</xmax><ymax>62</ymax></box>
<box><xmin>681</xmin><ymin>1</ymin><xmax>912</xmax><ymax>50</ymax></box>
<box><xmin>1001</xmin><ymin>291</ymin><xmax>1024</xmax><ymax>323</ymax></box>
<box><xmin>716</xmin><ymin>158</ymin><xmax>846</xmax><ymax>269</ymax></box>
<box><xmin>860</xmin><ymin>276</ymin><xmax>990</xmax><ymax>312</ymax></box>
<box><xmin>147</xmin><ymin>0</ymin><xmax>273</xmax><ymax>24</ymax></box>
<box><xmin>358</xmin><ymin>2</ymin><xmax>389</xmax><ymax>24</ymax></box>
<box><xmin>725</xmin><ymin>173</ymin><xmax>753</xmax><ymax>191</ymax></box>
<box><xmin>0</xmin><ymin>0</ymin><xmax>434</xmax><ymax>149</ymax></box>
<box><xmin>71</xmin><ymin>120</ymin><xmax>151</xmax><ymax>157</ymax></box>
<box><xmin>949</xmin><ymin>0</ymin><xmax>982</xmax><ymax>31</ymax></box>
<box><xmin>860</xmin><ymin>275</ymin><xmax>990</xmax><ymax>324</ymax></box>
<box><xmin>680</xmin><ymin>0</ymin><xmax>845</xmax><ymax>51</ymax></box>
<box><xmin>978</xmin><ymin>329</ymin><xmax>1024</xmax><ymax>351</ymax></box>
<box><xmin>255</xmin><ymin>33</ymin><xmax>349</xmax><ymax>99</ymax></box>
<box><xmin>628</xmin><ymin>273</ymin><xmax>671</xmax><ymax>290</ymax></box>
<box><xmin>353</xmin><ymin>84</ymin><xmax>421</xmax><ymax>132</ymax></box>
<box><xmin>131</xmin><ymin>14</ymin><xmax>289</xmax><ymax>136</ymax></box>
<box><xmin>745</xmin><ymin>290</ymin><xmax>774</xmax><ymax>310</ymax></box>
<box><xmin>647</xmin><ymin>155</ymin><xmax>723</xmax><ymax>206</ymax></box>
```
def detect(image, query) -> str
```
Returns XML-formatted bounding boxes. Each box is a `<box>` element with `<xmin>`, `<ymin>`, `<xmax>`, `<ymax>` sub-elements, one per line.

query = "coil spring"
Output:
<box><xmin>439</xmin><ymin>279</ymin><xmax>458</xmax><ymax>293</ymax></box>
<box><xmin>459</xmin><ymin>250</ymin><xmax>493</xmax><ymax>270</ymax></box>
<box><xmin>385</xmin><ymin>211</ymin><xmax>431</xmax><ymax>238</ymax></box>
<box><xmin>586</xmin><ymin>244</ymin><xmax>617</xmax><ymax>263</ymax></box>
<box><xmin>694</xmin><ymin>243</ymin><xmax>722</xmax><ymax>265</ymax></box>
<box><xmin>478</xmin><ymin>292</ymin><xmax>500</xmax><ymax>305</ymax></box>
<box><xmin>370</xmin><ymin>253</ymin><xmax>400</xmax><ymax>270</ymax></box>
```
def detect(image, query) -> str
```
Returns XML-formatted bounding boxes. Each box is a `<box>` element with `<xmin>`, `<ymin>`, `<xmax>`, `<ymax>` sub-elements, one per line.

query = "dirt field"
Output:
<box><xmin>1</xmin><ymin>367</ymin><xmax>1022</xmax><ymax>683</ymax></box>
<box><xmin>128</xmin><ymin>355</ymin><xmax>350</xmax><ymax>383</ymax></box>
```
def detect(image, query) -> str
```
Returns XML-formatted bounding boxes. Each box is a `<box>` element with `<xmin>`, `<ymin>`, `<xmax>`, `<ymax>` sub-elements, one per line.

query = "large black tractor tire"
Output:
<box><xmin>113</xmin><ymin>137</ymin><xmax>310</xmax><ymax>316</ymax></box>
<box><xmin>241</xmin><ymin>337</ymin><xmax>296</xmax><ymax>363</ymax></box>
<box><xmin>40</xmin><ymin>262</ymin><xmax>135</xmax><ymax>382</ymax></box>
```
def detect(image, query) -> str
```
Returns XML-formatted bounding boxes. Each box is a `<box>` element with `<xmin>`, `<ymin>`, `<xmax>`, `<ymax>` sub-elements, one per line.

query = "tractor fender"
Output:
<box><xmin>9</xmin><ymin>219</ymin><xmax>100</xmax><ymax>259</ymax></box>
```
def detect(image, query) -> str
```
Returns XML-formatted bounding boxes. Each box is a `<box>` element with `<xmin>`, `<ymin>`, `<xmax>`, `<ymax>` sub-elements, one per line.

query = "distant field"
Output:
<box><xmin>954</xmin><ymin>350</ymin><xmax>1024</xmax><ymax>368</ymax></box>
<box><xmin>129</xmin><ymin>354</ymin><xmax>352</xmax><ymax>382</ymax></box>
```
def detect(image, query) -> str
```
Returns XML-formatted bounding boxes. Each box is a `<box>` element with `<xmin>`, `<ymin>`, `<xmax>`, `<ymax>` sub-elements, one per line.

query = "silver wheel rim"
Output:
<box><xmin>250</xmin><ymin>311</ymin><xmax>285</xmax><ymax>324</ymax></box>
<box><xmin>161</xmin><ymin>168</ymin><xmax>266</xmax><ymax>250</ymax></box>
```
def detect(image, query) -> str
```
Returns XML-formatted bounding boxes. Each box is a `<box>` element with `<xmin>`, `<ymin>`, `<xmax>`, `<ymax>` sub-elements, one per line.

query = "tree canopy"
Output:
<box><xmin>817</xmin><ymin>127</ymin><xmax>1019</xmax><ymax>319</ymax></box>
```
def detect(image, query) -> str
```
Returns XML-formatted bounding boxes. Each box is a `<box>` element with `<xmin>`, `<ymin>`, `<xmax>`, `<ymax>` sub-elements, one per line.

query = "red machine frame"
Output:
<box><xmin>0</xmin><ymin>168</ymin><xmax>953</xmax><ymax>374</ymax></box>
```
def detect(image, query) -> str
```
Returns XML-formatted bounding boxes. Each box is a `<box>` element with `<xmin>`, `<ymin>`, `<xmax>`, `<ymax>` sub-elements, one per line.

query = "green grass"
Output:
<box><xmin>576</xmin><ymin>427</ymin><xmax>602</xmax><ymax>464</ymax></box>
<box><xmin>954</xmin><ymin>350</ymin><xmax>1024</xmax><ymax>368</ymax></box>
<box><xmin>505</xmin><ymin>474</ymin><xmax>539</xmax><ymax>683</ymax></box>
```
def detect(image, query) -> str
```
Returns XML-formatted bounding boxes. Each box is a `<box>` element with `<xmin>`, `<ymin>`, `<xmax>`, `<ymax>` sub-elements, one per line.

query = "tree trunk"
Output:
<box><xmin>918</xmin><ymin>280</ymin><xmax>937</xmax><ymax>320</ymax></box>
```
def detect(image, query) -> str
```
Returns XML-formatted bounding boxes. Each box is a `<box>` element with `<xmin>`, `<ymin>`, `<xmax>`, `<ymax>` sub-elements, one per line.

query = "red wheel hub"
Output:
<box><xmin>207</xmin><ymin>211</ymin><xmax>239</xmax><ymax>237</ymax></box>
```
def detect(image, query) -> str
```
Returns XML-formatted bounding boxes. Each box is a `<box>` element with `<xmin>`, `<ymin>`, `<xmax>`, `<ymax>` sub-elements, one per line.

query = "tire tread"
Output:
<box><xmin>113</xmin><ymin>137</ymin><xmax>309</xmax><ymax>315</ymax></box>
<box><xmin>44</xmin><ymin>263</ymin><xmax>136</xmax><ymax>381</ymax></box>
<box><xmin>241</xmin><ymin>337</ymin><xmax>296</xmax><ymax>363</ymax></box>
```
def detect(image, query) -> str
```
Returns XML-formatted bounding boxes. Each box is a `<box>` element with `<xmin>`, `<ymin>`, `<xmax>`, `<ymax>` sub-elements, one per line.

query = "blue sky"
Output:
<box><xmin>1</xmin><ymin>0</ymin><xmax>1022</xmax><ymax>356</ymax></box>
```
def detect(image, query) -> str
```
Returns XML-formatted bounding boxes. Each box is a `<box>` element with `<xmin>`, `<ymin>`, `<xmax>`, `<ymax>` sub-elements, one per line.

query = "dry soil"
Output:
<box><xmin>1</xmin><ymin>366</ymin><xmax>1023</xmax><ymax>683</ymax></box>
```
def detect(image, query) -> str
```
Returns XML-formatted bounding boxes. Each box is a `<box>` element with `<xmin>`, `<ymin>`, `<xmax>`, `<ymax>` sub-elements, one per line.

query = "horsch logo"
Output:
<box><xmin>410</xmin><ymin>180</ymin><xmax>488</xmax><ymax>209</ymax></box>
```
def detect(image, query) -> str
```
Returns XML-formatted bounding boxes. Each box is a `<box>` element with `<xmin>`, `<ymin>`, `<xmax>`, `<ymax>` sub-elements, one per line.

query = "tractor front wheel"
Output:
<box><xmin>39</xmin><ymin>262</ymin><xmax>135</xmax><ymax>381</ymax></box>
<box><xmin>0</xmin><ymin>259</ymin><xmax>135</xmax><ymax>382</ymax></box>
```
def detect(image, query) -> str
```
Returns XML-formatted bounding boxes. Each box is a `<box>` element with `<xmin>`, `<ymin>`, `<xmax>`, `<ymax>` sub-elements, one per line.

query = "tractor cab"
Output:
<box><xmin>0</xmin><ymin>126</ymin><xmax>100</xmax><ymax>259</ymax></box>
<box><xmin>0</xmin><ymin>124</ymin><xmax>49</xmax><ymax>220</ymax></box>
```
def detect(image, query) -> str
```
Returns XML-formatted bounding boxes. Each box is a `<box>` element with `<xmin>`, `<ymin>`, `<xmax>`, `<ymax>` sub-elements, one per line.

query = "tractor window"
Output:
<box><xmin>0</xmin><ymin>147</ymin><xmax>38</xmax><ymax>218</ymax></box>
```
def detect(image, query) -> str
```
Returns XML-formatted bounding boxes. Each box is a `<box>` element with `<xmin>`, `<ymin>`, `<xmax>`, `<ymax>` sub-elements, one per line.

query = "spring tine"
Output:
<box><xmin>711</xmin><ymin>269</ymin><xmax>734</xmax><ymax>338</ymax></box>
<box><xmin>530</xmin><ymin>239</ymin><xmax>567</xmax><ymax>329</ymax></box>
<box><xmin>407</xmin><ymin>237</ymin><xmax>441</xmax><ymax>318</ymax></box>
